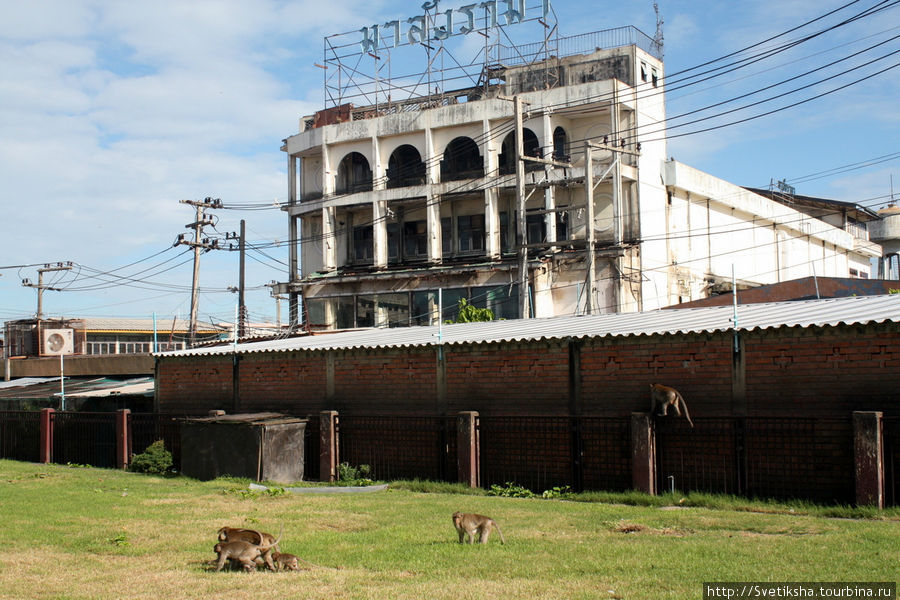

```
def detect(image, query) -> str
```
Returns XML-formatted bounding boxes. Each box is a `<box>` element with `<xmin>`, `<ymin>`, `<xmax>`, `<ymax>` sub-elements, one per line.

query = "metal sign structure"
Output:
<box><xmin>321</xmin><ymin>0</ymin><xmax>559</xmax><ymax>112</ymax></box>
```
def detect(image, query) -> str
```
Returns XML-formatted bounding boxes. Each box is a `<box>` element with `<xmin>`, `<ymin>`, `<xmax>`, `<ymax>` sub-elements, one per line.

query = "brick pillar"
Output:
<box><xmin>116</xmin><ymin>409</ymin><xmax>131</xmax><ymax>470</ymax></box>
<box><xmin>853</xmin><ymin>411</ymin><xmax>884</xmax><ymax>508</ymax></box>
<box><xmin>319</xmin><ymin>411</ymin><xmax>339</xmax><ymax>483</ymax></box>
<box><xmin>631</xmin><ymin>412</ymin><xmax>656</xmax><ymax>495</ymax></box>
<box><xmin>39</xmin><ymin>408</ymin><xmax>54</xmax><ymax>464</ymax></box>
<box><xmin>457</xmin><ymin>411</ymin><xmax>479</xmax><ymax>488</ymax></box>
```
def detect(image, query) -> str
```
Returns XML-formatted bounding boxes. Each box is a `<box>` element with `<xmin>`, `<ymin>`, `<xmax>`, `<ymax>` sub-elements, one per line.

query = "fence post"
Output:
<box><xmin>853</xmin><ymin>411</ymin><xmax>884</xmax><ymax>508</ymax></box>
<box><xmin>457</xmin><ymin>411</ymin><xmax>479</xmax><ymax>488</ymax></box>
<box><xmin>116</xmin><ymin>409</ymin><xmax>131</xmax><ymax>470</ymax></box>
<box><xmin>631</xmin><ymin>412</ymin><xmax>656</xmax><ymax>495</ymax></box>
<box><xmin>319</xmin><ymin>411</ymin><xmax>339</xmax><ymax>483</ymax></box>
<box><xmin>40</xmin><ymin>408</ymin><xmax>54</xmax><ymax>464</ymax></box>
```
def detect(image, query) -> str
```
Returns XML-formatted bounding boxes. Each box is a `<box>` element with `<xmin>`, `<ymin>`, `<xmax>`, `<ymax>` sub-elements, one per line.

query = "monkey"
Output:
<box><xmin>216</xmin><ymin>527</ymin><xmax>281</xmax><ymax>571</ymax></box>
<box><xmin>213</xmin><ymin>530</ymin><xmax>281</xmax><ymax>572</ymax></box>
<box><xmin>649</xmin><ymin>383</ymin><xmax>694</xmax><ymax>427</ymax></box>
<box><xmin>452</xmin><ymin>511</ymin><xmax>506</xmax><ymax>545</ymax></box>
<box><xmin>271</xmin><ymin>552</ymin><xmax>301</xmax><ymax>571</ymax></box>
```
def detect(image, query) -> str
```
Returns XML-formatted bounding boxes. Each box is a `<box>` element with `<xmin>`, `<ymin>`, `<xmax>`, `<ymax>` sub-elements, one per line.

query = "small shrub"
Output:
<box><xmin>542</xmin><ymin>485</ymin><xmax>573</xmax><ymax>499</ymax></box>
<box><xmin>487</xmin><ymin>482</ymin><xmax>535</xmax><ymax>498</ymax></box>
<box><xmin>338</xmin><ymin>462</ymin><xmax>374</xmax><ymax>485</ymax></box>
<box><xmin>129</xmin><ymin>440</ymin><xmax>173</xmax><ymax>475</ymax></box>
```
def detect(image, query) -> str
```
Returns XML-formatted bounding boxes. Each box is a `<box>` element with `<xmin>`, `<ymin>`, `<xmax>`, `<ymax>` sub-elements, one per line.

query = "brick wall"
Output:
<box><xmin>157</xmin><ymin>323</ymin><xmax>900</xmax><ymax>420</ymax></box>
<box><xmin>445</xmin><ymin>342</ymin><xmax>570</xmax><ymax>415</ymax></box>
<box><xmin>156</xmin><ymin>355</ymin><xmax>233</xmax><ymax>414</ymax></box>
<box><xmin>579</xmin><ymin>333</ymin><xmax>734</xmax><ymax>416</ymax></box>
<box><xmin>333</xmin><ymin>348</ymin><xmax>438</xmax><ymax>413</ymax></box>
<box><xmin>237</xmin><ymin>351</ymin><xmax>327</xmax><ymax>414</ymax></box>
<box><xmin>744</xmin><ymin>324</ymin><xmax>900</xmax><ymax>417</ymax></box>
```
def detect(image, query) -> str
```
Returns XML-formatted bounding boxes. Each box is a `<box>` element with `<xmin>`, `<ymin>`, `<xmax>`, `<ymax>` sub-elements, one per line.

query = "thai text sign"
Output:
<box><xmin>359</xmin><ymin>0</ymin><xmax>551</xmax><ymax>53</ymax></box>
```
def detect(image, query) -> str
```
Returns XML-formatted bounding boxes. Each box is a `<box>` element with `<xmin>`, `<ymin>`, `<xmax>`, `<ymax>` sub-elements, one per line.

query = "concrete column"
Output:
<box><xmin>319</xmin><ymin>410</ymin><xmax>340</xmax><ymax>483</ymax></box>
<box><xmin>483</xmin><ymin>118</ymin><xmax>501</xmax><ymax>259</ymax></box>
<box><xmin>40</xmin><ymin>408</ymin><xmax>54</xmax><ymax>464</ymax></box>
<box><xmin>427</xmin><ymin>193</ymin><xmax>442</xmax><ymax>264</ymax></box>
<box><xmin>116</xmin><ymin>409</ymin><xmax>131</xmax><ymax>470</ymax></box>
<box><xmin>631</xmin><ymin>412</ymin><xmax>656</xmax><ymax>495</ymax></box>
<box><xmin>457</xmin><ymin>411</ymin><xmax>479</xmax><ymax>488</ymax></box>
<box><xmin>372</xmin><ymin>135</ymin><xmax>384</xmax><ymax>191</ymax></box>
<box><xmin>542</xmin><ymin>111</ymin><xmax>557</xmax><ymax>248</ymax></box>
<box><xmin>322</xmin><ymin>206</ymin><xmax>337</xmax><ymax>272</ymax></box>
<box><xmin>853</xmin><ymin>411</ymin><xmax>884</xmax><ymax>508</ymax></box>
<box><xmin>373</xmin><ymin>200</ymin><xmax>388</xmax><ymax>269</ymax></box>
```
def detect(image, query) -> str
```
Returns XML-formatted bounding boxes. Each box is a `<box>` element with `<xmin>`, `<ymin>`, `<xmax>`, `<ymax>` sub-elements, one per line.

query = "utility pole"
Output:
<box><xmin>176</xmin><ymin>198</ymin><xmax>220</xmax><ymax>347</ymax></box>
<box><xmin>22</xmin><ymin>262</ymin><xmax>73</xmax><ymax>321</ymax></box>
<box><xmin>225</xmin><ymin>220</ymin><xmax>247</xmax><ymax>339</ymax></box>
<box><xmin>584</xmin><ymin>141</ymin><xmax>596</xmax><ymax>314</ymax></box>
<box><xmin>514</xmin><ymin>96</ymin><xmax>529</xmax><ymax>320</ymax></box>
<box><xmin>22</xmin><ymin>262</ymin><xmax>73</xmax><ymax>356</ymax></box>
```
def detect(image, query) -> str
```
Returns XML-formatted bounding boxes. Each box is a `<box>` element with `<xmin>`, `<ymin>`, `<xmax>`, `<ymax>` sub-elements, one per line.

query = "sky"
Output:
<box><xmin>1</xmin><ymin>0</ymin><xmax>898</xmax><ymax>328</ymax></box>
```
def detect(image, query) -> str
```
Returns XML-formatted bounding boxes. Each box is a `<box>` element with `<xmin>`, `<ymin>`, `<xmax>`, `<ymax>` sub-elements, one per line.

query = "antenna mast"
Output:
<box><xmin>653</xmin><ymin>3</ymin><xmax>664</xmax><ymax>58</ymax></box>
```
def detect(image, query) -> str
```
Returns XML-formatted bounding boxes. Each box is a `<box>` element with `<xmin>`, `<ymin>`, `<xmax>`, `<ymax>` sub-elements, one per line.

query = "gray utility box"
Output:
<box><xmin>180</xmin><ymin>413</ymin><xmax>306</xmax><ymax>483</ymax></box>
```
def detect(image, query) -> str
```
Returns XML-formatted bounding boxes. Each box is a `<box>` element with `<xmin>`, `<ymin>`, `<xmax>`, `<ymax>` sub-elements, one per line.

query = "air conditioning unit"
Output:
<box><xmin>42</xmin><ymin>328</ymin><xmax>74</xmax><ymax>356</ymax></box>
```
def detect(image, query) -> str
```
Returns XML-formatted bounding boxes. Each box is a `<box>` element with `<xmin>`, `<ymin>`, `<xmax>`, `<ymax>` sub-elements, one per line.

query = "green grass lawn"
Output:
<box><xmin>0</xmin><ymin>459</ymin><xmax>896</xmax><ymax>600</ymax></box>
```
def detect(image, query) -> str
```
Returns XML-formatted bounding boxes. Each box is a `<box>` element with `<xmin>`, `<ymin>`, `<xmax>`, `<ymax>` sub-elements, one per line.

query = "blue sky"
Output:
<box><xmin>1</xmin><ymin>0</ymin><xmax>898</xmax><ymax>327</ymax></box>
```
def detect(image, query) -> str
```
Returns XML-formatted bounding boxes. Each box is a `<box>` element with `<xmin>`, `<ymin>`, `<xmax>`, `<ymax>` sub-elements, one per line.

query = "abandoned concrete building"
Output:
<box><xmin>272</xmin><ymin>11</ymin><xmax>881</xmax><ymax>330</ymax></box>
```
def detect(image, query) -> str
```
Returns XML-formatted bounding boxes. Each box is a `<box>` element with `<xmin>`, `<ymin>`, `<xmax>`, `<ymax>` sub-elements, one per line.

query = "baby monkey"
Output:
<box><xmin>271</xmin><ymin>552</ymin><xmax>301</xmax><ymax>571</ymax></box>
<box><xmin>452</xmin><ymin>511</ymin><xmax>506</xmax><ymax>544</ymax></box>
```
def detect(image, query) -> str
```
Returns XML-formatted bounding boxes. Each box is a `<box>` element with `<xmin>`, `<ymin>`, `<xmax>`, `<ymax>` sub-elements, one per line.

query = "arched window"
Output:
<box><xmin>440</xmin><ymin>137</ymin><xmax>484</xmax><ymax>182</ymax></box>
<box><xmin>387</xmin><ymin>145</ymin><xmax>426</xmax><ymax>189</ymax></box>
<box><xmin>553</xmin><ymin>126</ymin><xmax>569</xmax><ymax>161</ymax></box>
<box><xmin>498</xmin><ymin>128</ymin><xmax>540</xmax><ymax>175</ymax></box>
<box><xmin>336</xmin><ymin>152</ymin><xmax>372</xmax><ymax>195</ymax></box>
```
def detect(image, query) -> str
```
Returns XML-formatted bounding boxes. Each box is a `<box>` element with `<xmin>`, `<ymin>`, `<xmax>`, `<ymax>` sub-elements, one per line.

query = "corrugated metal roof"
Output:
<box><xmin>158</xmin><ymin>294</ymin><xmax>900</xmax><ymax>358</ymax></box>
<box><xmin>76</xmin><ymin>317</ymin><xmax>226</xmax><ymax>333</ymax></box>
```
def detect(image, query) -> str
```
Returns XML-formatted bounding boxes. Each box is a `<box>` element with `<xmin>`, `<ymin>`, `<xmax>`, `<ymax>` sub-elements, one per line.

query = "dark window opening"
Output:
<box><xmin>441</xmin><ymin>137</ymin><xmax>484</xmax><ymax>181</ymax></box>
<box><xmin>403</xmin><ymin>220</ymin><xmax>428</xmax><ymax>259</ymax></box>
<box><xmin>499</xmin><ymin>128</ymin><xmax>541</xmax><ymax>175</ymax></box>
<box><xmin>552</xmin><ymin>126</ymin><xmax>569</xmax><ymax>162</ymax></box>
<box><xmin>353</xmin><ymin>224</ymin><xmax>373</xmax><ymax>262</ymax></box>
<box><xmin>387</xmin><ymin>145</ymin><xmax>426</xmax><ymax>189</ymax></box>
<box><xmin>336</xmin><ymin>152</ymin><xmax>373</xmax><ymax>195</ymax></box>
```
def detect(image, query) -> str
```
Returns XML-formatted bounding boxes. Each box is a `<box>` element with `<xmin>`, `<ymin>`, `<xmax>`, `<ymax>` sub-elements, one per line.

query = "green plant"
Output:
<box><xmin>487</xmin><ymin>481</ymin><xmax>536</xmax><ymax>498</ymax></box>
<box><xmin>109</xmin><ymin>533</ymin><xmax>129</xmax><ymax>547</ymax></box>
<box><xmin>446</xmin><ymin>298</ymin><xmax>495</xmax><ymax>323</ymax></box>
<box><xmin>338</xmin><ymin>462</ymin><xmax>374</xmax><ymax>485</ymax></box>
<box><xmin>542</xmin><ymin>485</ymin><xmax>573</xmax><ymax>499</ymax></box>
<box><xmin>128</xmin><ymin>440</ymin><xmax>173</xmax><ymax>475</ymax></box>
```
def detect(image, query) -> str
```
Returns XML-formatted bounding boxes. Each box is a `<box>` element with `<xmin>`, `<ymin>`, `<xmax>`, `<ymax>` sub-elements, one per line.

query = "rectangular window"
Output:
<box><xmin>640</xmin><ymin>61</ymin><xmax>648</xmax><ymax>82</ymax></box>
<box><xmin>387</xmin><ymin>222</ymin><xmax>400</xmax><ymax>262</ymax></box>
<box><xmin>526</xmin><ymin>214</ymin><xmax>545</xmax><ymax>245</ymax></box>
<box><xmin>457</xmin><ymin>214</ymin><xmax>485</xmax><ymax>253</ymax></box>
<box><xmin>442</xmin><ymin>216</ymin><xmax>452</xmax><ymax>255</ymax></box>
<box><xmin>353</xmin><ymin>225</ymin><xmax>374</xmax><ymax>262</ymax></box>
<box><xmin>403</xmin><ymin>220</ymin><xmax>428</xmax><ymax>258</ymax></box>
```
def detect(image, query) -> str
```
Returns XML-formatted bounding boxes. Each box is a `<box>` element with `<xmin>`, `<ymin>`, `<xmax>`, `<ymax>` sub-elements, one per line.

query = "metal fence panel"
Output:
<box><xmin>0</xmin><ymin>411</ymin><xmax>42</xmax><ymax>463</ymax></box>
<box><xmin>130</xmin><ymin>413</ymin><xmax>184</xmax><ymax>470</ymax></box>
<box><xmin>52</xmin><ymin>412</ymin><xmax>117</xmax><ymax>468</ymax></box>
<box><xmin>338</xmin><ymin>415</ymin><xmax>455</xmax><ymax>482</ymax></box>
<box><xmin>656</xmin><ymin>418</ymin><xmax>739</xmax><ymax>495</ymax></box>
<box><xmin>478</xmin><ymin>416</ymin><xmax>574</xmax><ymax>492</ymax></box>
<box><xmin>581</xmin><ymin>417</ymin><xmax>632</xmax><ymax>492</ymax></box>
<box><xmin>882</xmin><ymin>416</ymin><xmax>899</xmax><ymax>507</ymax></box>
<box><xmin>746</xmin><ymin>417</ymin><xmax>853</xmax><ymax>504</ymax></box>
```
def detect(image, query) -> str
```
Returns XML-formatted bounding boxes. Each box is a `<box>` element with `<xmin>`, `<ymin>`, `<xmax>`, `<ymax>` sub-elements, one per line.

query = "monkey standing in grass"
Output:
<box><xmin>452</xmin><ymin>512</ymin><xmax>506</xmax><ymax>544</ymax></box>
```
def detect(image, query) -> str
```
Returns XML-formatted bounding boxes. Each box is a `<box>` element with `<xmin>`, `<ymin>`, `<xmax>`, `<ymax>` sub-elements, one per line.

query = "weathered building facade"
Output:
<box><xmin>273</xmin><ymin>22</ymin><xmax>880</xmax><ymax>329</ymax></box>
